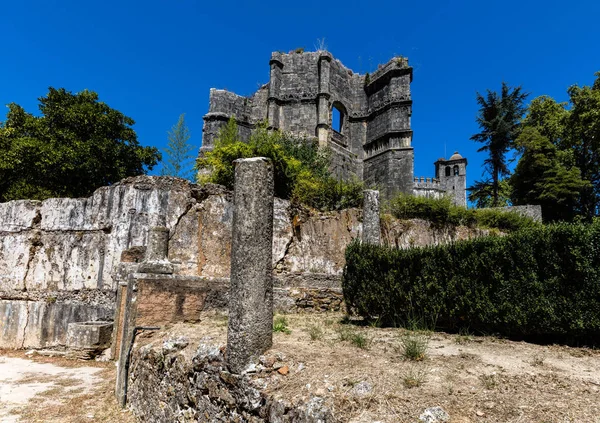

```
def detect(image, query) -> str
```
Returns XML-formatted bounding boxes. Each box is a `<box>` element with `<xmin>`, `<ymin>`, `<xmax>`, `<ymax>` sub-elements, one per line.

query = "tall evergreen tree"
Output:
<box><xmin>161</xmin><ymin>114</ymin><xmax>195</xmax><ymax>180</ymax></box>
<box><xmin>469</xmin><ymin>83</ymin><xmax>528</xmax><ymax>207</ymax></box>
<box><xmin>510</xmin><ymin>127</ymin><xmax>589</xmax><ymax>221</ymax></box>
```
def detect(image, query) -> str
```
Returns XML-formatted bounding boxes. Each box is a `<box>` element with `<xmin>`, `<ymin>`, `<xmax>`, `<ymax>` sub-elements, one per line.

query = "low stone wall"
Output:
<box><xmin>0</xmin><ymin>296</ymin><xmax>113</xmax><ymax>349</ymax></box>
<box><xmin>127</xmin><ymin>334</ymin><xmax>333</xmax><ymax>422</ymax></box>
<box><xmin>0</xmin><ymin>175</ymin><xmax>501</xmax><ymax>349</ymax></box>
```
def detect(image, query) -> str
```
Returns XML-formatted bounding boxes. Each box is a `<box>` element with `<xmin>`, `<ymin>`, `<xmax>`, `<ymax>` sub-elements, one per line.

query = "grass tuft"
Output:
<box><xmin>273</xmin><ymin>315</ymin><xmax>291</xmax><ymax>334</ymax></box>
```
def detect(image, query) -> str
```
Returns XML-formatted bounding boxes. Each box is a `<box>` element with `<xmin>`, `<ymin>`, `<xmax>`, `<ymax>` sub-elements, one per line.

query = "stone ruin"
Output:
<box><xmin>201</xmin><ymin>50</ymin><xmax>468</xmax><ymax>206</ymax></box>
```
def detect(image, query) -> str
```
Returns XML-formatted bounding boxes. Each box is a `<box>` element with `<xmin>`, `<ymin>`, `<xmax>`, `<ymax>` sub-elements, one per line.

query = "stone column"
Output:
<box><xmin>227</xmin><ymin>157</ymin><xmax>274</xmax><ymax>374</ymax></box>
<box><xmin>362</xmin><ymin>190</ymin><xmax>381</xmax><ymax>245</ymax></box>
<box><xmin>138</xmin><ymin>226</ymin><xmax>173</xmax><ymax>274</ymax></box>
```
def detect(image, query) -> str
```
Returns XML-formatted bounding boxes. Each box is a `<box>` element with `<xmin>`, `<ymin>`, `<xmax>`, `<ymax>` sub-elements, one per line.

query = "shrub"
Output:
<box><xmin>342</xmin><ymin>222</ymin><xmax>600</xmax><ymax>344</ymax></box>
<box><xmin>196</xmin><ymin>118</ymin><xmax>363</xmax><ymax>211</ymax></box>
<box><xmin>386</xmin><ymin>193</ymin><xmax>538</xmax><ymax>232</ymax></box>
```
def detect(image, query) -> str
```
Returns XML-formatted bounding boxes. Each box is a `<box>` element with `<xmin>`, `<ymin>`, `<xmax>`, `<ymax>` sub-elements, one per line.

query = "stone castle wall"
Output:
<box><xmin>0</xmin><ymin>176</ymin><xmax>492</xmax><ymax>349</ymax></box>
<box><xmin>201</xmin><ymin>51</ymin><xmax>415</xmax><ymax>197</ymax></box>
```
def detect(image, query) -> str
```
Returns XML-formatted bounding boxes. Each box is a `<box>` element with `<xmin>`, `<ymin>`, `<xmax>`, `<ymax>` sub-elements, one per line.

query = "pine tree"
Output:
<box><xmin>161</xmin><ymin>114</ymin><xmax>194</xmax><ymax>180</ymax></box>
<box><xmin>469</xmin><ymin>83</ymin><xmax>528</xmax><ymax>207</ymax></box>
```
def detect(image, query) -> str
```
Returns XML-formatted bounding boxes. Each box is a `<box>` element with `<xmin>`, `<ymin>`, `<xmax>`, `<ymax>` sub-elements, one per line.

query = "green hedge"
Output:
<box><xmin>343</xmin><ymin>222</ymin><xmax>600</xmax><ymax>343</ymax></box>
<box><xmin>386</xmin><ymin>193</ymin><xmax>538</xmax><ymax>232</ymax></box>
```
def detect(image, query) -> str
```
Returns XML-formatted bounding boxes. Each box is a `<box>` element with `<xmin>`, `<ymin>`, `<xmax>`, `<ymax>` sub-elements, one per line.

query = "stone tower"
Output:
<box><xmin>201</xmin><ymin>50</ymin><xmax>414</xmax><ymax>199</ymax></box>
<box><xmin>434</xmin><ymin>152</ymin><xmax>467</xmax><ymax>207</ymax></box>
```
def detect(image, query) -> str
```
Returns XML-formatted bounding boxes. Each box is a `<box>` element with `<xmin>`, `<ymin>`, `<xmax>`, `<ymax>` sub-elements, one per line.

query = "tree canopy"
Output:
<box><xmin>510</xmin><ymin>72</ymin><xmax>600</xmax><ymax>221</ymax></box>
<box><xmin>0</xmin><ymin>88</ymin><xmax>160</xmax><ymax>201</ymax></box>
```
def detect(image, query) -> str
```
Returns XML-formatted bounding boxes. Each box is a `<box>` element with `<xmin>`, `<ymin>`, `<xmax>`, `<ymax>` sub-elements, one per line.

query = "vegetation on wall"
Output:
<box><xmin>386</xmin><ymin>193</ymin><xmax>537</xmax><ymax>232</ymax></box>
<box><xmin>343</xmin><ymin>221</ymin><xmax>600</xmax><ymax>344</ymax></box>
<box><xmin>196</xmin><ymin>118</ymin><xmax>364</xmax><ymax>210</ymax></box>
<box><xmin>0</xmin><ymin>88</ymin><xmax>160</xmax><ymax>202</ymax></box>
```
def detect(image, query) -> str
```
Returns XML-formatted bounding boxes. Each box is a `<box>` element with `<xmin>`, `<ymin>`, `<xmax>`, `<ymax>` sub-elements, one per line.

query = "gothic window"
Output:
<box><xmin>445</xmin><ymin>166</ymin><xmax>451</xmax><ymax>177</ymax></box>
<box><xmin>453</xmin><ymin>165</ymin><xmax>459</xmax><ymax>176</ymax></box>
<box><xmin>332</xmin><ymin>104</ymin><xmax>344</xmax><ymax>133</ymax></box>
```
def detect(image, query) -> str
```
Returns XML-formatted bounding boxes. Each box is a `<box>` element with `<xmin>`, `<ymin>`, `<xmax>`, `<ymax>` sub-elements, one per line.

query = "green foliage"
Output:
<box><xmin>467</xmin><ymin>179</ymin><xmax>512</xmax><ymax>208</ymax></box>
<box><xmin>343</xmin><ymin>222</ymin><xmax>600</xmax><ymax>344</ymax></box>
<box><xmin>399</xmin><ymin>332</ymin><xmax>429</xmax><ymax>361</ymax></box>
<box><xmin>514</xmin><ymin>72</ymin><xmax>600</xmax><ymax>221</ymax></box>
<box><xmin>161</xmin><ymin>113</ymin><xmax>195</xmax><ymax>180</ymax></box>
<box><xmin>511</xmin><ymin>127</ymin><xmax>589</xmax><ymax>221</ymax></box>
<box><xmin>470</xmin><ymin>83</ymin><xmax>528</xmax><ymax>206</ymax></box>
<box><xmin>364</xmin><ymin>72</ymin><xmax>371</xmax><ymax>86</ymax></box>
<box><xmin>0</xmin><ymin>88</ymin><xmax>160</xmax><ymax>201</ymax></box>
<box><xmin>196</xmin><ymin>118</ymin><xmax>364</xmax><ymax>210</ymax></box>
<box><xmin>386</xmin><ymin>193</ymin><xmax>537</xmax><ymax>232</ymax></box>
<box><xmin>273</xmin><ymin>315</ymin><xmax>291</xmax><ymax>334</ymax></box>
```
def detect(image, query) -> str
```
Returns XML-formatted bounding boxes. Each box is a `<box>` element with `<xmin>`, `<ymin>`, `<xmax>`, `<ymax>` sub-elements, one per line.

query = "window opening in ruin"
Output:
<box><xmin>453</xmin><ymin>165</ymin><xmax>459</xmax><ymax>176</ymax></box>
<box><xmin>332</xmin><ymin>105</ymin><xmax>343</xmax><ymax>133</ymax></box>
<box><xmin>445</xmin><ymin>166</ymin><xmax>451</xmax><ymax>177</ymax></box>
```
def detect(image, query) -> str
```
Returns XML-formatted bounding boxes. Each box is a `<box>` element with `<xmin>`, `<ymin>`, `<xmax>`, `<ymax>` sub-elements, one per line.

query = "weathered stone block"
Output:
<box><xmin>67</xmin><ymin>321</ymin><xmax>113</xmax><ymax>359</ymax></box>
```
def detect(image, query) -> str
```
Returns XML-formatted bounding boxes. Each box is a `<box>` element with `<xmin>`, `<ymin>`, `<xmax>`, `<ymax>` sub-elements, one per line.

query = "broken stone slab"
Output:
<box><xmin>66</xmin><ymin>321</ymin><xmax>113</xmax><ymax>360</ymax></box>
<box><xmin>419</xmin><ymin>406</ymin><xmax>450</xmax><ymax>423</ymax></box>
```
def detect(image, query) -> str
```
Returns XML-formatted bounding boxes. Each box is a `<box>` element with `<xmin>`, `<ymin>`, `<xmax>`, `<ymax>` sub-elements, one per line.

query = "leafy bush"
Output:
<box><xmin>196</xmin><ymin>118</ymin><xmax>363</xmax><ymax>211</ymax></box>
<box><xmin>342</xmin><ymin>222</ymin><xmax>600</xmax><ymax>344</ymax></box>
<box><xmin>386</xmin><ymin>193</ymin><xmax>537</xmax><ymax>232</ymax></box>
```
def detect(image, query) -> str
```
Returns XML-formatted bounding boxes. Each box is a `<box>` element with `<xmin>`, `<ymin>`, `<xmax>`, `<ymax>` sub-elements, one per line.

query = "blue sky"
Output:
<box><xmin>1</xmin><ymin>0</ymin><xmax>599</xmax><ymax>189</ymax></box>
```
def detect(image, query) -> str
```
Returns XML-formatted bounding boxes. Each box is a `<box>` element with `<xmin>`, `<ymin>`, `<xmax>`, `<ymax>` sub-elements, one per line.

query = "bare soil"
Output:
<box><xmin>0</xmin><ymin>350</ymin><xmax>135</xmax><ymax>423</ymax></box>
<box><xmin>163</xmin><ymin>312</ymin><xmax>600</xmax><ymax>423</ymax></box>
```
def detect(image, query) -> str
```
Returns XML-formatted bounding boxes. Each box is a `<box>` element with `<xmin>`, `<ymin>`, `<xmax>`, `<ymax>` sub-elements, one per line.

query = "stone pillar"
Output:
<box><xmin>227</xmin><ymin>157</ymin><xmax>274</xmax><ymax>374</ymax></box>
<box><xmin>362</xmin><ymin>190</ymin><xmax>381</xmax><ymax>245</ymax></box>
<box><xmin>268</xmin><ymin>54</ymin><xmax>283</xmax><ymax>129</ymax></box>
<box><xmin>138</xmin><ymin>226</ymin><xmax>173</xmax><ymax>274</ymax></box>
<box><xmin>316</xmin><ymin>53</ymin><xmax>332</xmax><ymax>148</ymax></box>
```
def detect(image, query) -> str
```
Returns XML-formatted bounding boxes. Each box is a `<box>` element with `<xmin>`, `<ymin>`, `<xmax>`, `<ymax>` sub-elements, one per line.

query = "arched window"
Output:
<box><xmin>332</xmin><ymin>103</ymin><xmax>344</xmax><ymax>133</ymax></box>
<box><xmin>445</xmin><ymin>166</ymin><xmax>451</xmax><ymax>177</ymax></box>
<box><xmin>453</xmin><ymin>165</ymin><xmax>459</xmax><ymax>176</ymax></box>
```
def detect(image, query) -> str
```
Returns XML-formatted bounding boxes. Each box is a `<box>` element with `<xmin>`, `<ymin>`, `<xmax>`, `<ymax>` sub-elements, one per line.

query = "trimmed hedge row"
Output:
<box><xmin>342</xmin><ymin>222</ymin><xmax>600</xmax><ymax>343</ymax></box>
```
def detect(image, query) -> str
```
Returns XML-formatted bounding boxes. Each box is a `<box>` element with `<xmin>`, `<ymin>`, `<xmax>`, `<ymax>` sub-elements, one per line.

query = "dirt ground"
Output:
<box><xmin>2</xmin><ymin>312</ymin><xmax>599</xmax><ymax>423</ymax></box>
<box><xmin>0</xmin><ymin>350</ymin><xmax>135</xmax><ymax>423</ymax></box>
<box><xmin>160</xmin><ymin>312</ymin><xmax>600</xmax><ymax>423</ymax></box>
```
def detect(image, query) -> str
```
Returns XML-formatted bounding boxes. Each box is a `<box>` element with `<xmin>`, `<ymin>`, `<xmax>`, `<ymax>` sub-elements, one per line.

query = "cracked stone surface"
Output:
<box><xmin>0</xmin><ymin>175</ymin><xmax>493</xmax><ymax>350</ymax></box>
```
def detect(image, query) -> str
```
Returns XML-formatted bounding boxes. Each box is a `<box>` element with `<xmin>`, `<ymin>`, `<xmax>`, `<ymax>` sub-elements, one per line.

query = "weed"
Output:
<box><xmin>401</xmin><ymin>366</ymin><xmax>427</xmax><ymax>388</ymax></box>
<box><xmin>455</xmin><ymin>327</ymin><xmax>473</xmax><ymax>344</ymax></box>
<box><xmin>399</xmin><ymin>332</ymin><xmax>429</xmax><ymax>361</ymax></box>
<box><xmin>479</xmin><ymin>373</ymin><xmax>498</xmax><ymax>389</ymax></box>
<box><xmin>273</xmin><ymin>315</ymin><xmax>291</xmax><ymax>334</ymax></box>
<box><xmin>530</xmin><ymin>354</ymin><xmax>545</xmax><ymax>366</ymax></box>
<box><xmin>307</xmin><ymin>324</ymin><xmax>324</xmax><ymax>341</ymax></box>
<box><xmin>350</xmin><ymin>332</ymin><xmax>370</xmax><ymax>349</ymax></box>
<box><xmin>336</xmin><ymin>326</ymin><xmax>370</xmax><ymax>349</ymax></box>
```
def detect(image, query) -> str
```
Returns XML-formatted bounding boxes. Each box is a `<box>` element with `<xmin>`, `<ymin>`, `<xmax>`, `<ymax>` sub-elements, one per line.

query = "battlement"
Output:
<box><xmin>413</xmin><ymin>177</ymin><xmax>443</xmax><ymax>190</ymax></box>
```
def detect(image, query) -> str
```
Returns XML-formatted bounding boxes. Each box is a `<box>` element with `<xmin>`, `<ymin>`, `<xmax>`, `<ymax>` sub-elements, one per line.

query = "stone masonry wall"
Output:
<box><xmin>201</xmin><ymin>50</ymin><xmax>416</xmax><ymax>198</ymax></box>
<box><xmin>0</xmin><ymin>176</ymin><xmax>493</xmax><ymax>349</ymax></box>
